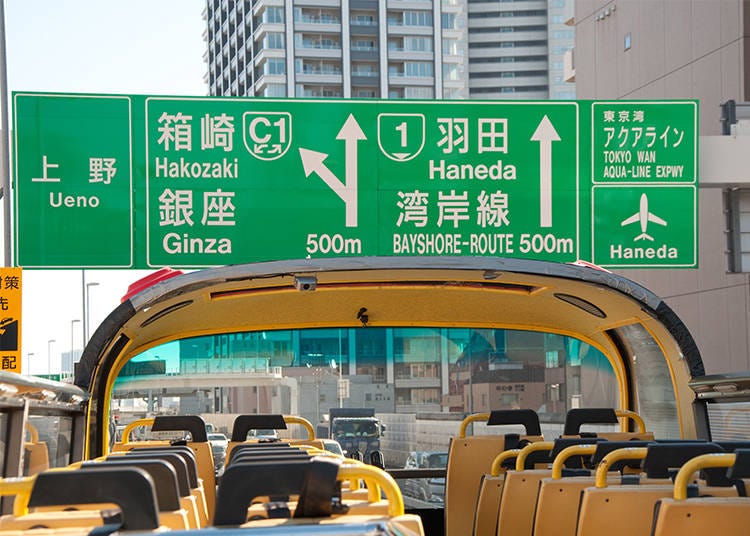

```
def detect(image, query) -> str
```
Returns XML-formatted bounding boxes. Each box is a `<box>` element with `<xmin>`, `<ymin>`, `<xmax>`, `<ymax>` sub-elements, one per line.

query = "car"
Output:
<box><xmin>320</xmin><ymin>438</ymin><xmax>344</xmax><ymax>457</ymax></box>
<box><xmin>402</xmin><ymin>451</ymin><xmax>448</xmax><ymax>502</ymax></box>
<box><xmin>249</xmin><ymin>429</ymin><xmax>280</xmax><ymax>441</ymax></box>
<box><xmin>208</xmin><ymin>432</ymin><xmax>228</xmax><ymax>475</ymax></box>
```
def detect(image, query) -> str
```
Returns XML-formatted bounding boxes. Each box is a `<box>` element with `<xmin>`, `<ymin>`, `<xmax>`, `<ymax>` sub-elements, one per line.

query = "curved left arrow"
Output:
<box><xmin>299</xmin><ymin>114</ymin><xmax>366</xmax><ymax>228</ymax></box>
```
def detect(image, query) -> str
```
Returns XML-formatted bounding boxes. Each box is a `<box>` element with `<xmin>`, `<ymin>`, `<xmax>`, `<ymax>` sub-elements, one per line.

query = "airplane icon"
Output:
<box><xmin>620</xmin><ymin>193</ymin><xmax>667</xmax><ymax>241</ymax></box>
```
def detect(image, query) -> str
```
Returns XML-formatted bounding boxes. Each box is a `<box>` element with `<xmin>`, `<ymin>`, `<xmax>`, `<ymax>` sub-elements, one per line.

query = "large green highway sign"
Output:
<box><xmin>13</xmin><ymin>93</ymin><xmax>697</xmax><ymax>269</ymax></box>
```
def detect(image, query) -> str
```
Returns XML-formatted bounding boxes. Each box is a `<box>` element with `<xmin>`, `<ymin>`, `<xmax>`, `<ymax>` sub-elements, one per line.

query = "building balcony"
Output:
<box><xmin>469</xmin><ymin>60</ymin><xmax>547</xmax><ymax>74</ymax></box>
<box><xmin>252</xmin><ymin>0</ymin><xmax>284</xmax><ymax>17</ymax></box>
<box><xmin>469</xmin><ymin>46</ymin><xmax>548</xmax><ymax>59</ymax></box>
<box><xmin>469</xmin><ymin>75</ymin><xmax>548</xmax><ymax>89</ymax></box>
<box><xmin>394</xmin><ymin>377</ymin><xmax>441</xmax><ymax>389</ymax></box>
<box><xmin>254</xmin><ymin>73</ymin><xmax>287</xmax><ymax>92</ymax></box>
<box><xmin>349</xmin><ymin>23</ymin><xmax>379</xmax><ymax>37</ymax></box>
<box><xmin>253</xmin><ymin>48</ymin><xmax>285</xmax><ymax>67</ymax></box>
<box><xmin>295</xmin><ymin>46</ymin><xmax>343</xmax><ymax>59</ymax></box>
<box><xmin>387</xmin><ymin>0</ymin><xmax>434</xmax><ymax>9</ymax></box>
<box><xmin>351</xmin><ymin>70</ymin><xmax>379</xmax><ymax>78</ymax></box>
<box><xmin>468</xmin><ymin>31</ymin><xmax>547</xmax><ymax>45</ymax></box>
<box><xmin>295</xmin><ymin>72</ymin><xmax>343</xmax><ymax>85</ymax></box>
<box><xmin>293</xmin><ymin>0</ymin><xmax>340</xmax><ymax>6</ymax></box>
<box><xmin>387</xmin><ymin>24</ymin><xmax>433</xmax><ymax>37</ymax></box>
<box><xmin>388</xmin><ymin>74</ymin><xmax>435</xmax><ymax>86</ymax></box>
<box><xmin>469</xmin><ymin>88</ymin><xmax>548</xmax><ymax>100</ymax></box>
<box><xmin>350</xmin><ymin>18</ymin><xmax>377</xmax><ymax>28</ymax></box>
<box><xmin>294</xmin><ymin>22</ymin><xmax>342</xmax><ymax>34</ymax></box>
<box><xmin>468</xmin><ymin>0</ymin><xmax>545</xmax><ymax>14</ymax></box>
<box><xmin>386</xmin><ymin>49</ymin><xmax>433</xmax><ymax>62</ymax></box>
<box><xmin>252</xmin><ymin>22</ymin><xmax>285</xmax><ymax>42</ymax></box>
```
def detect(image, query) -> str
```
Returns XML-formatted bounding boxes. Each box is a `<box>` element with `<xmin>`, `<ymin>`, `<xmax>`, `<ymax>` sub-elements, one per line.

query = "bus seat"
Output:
<box><xmin>562</xmin><ymin>408</ymin><xmax>653</xmax><ymax>441</ymax></box>
<box><xmin>226</xmin><ymin>414</ymin><xmax>317</xmax><ymax>463</ymax></box>
<box><xmin>120</xmin><ymin>445</ymin><xmax>208</xmax><ymax>527</ymax></box>
<box><xmin>472</xmin><ymin>449</ymin><xmax>520</xmax><ymax>536</ymax></box>
<box><xmin>651</xmin><ymin>450</ymin><xmax>750</xmax><ymax>536</ymax></box>
<box><xmin>0</xmin><ymin>467</ymin><xmax>161</xmax><ymax>532</ymax></box>
<box><xmin>495</xmin><ymin>441</ymin><xmax>555</xmax><ymax>536</ymax></box>
<box><xmin>446</xmin><ymin>409</ymin><xmax>543</xmax><ymax>536</ymax></box>
<box><xmin>113</xmin><ymin>415</ymin><xmax>216</xmax><ymax>520</ymax></box>
<box><xmin>576</xmin><ymin>443</ymin><xmax>740</xmax><ymax>536</ymax></box>
<box><xmin>533</xmin><ymin>441</ymin><xmax>650</xmax><ymax>536</ymax></box>
<box><xmin>79</xmin><ymin>459</ymin><xmax>190</xmax><ymax>529</ymax></box>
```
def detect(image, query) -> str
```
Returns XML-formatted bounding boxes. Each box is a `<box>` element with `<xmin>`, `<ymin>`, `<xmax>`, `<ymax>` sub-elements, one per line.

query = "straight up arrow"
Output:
<box><xmin>531</xmin><ymin>115</ymin><xmax>561</xmax><ymax>228</ymax></box>
<box><xmin>336</xmin><ymin>114</ymin><xmax>367</xmax><ymax>227</ymax></box>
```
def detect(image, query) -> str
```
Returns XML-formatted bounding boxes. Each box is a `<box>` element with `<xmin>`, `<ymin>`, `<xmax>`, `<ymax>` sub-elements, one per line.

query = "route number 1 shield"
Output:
<box><xmin>378</xmin><ymin>113</ymin><xmax>425</xmax><ymax>162</ymax></box>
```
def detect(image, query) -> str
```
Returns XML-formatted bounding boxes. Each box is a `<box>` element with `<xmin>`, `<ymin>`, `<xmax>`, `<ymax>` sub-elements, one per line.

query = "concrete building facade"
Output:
<box><xmin>574</xmin><ymin>0</ymin><xmax>750</xmax><ymax>373</ymax></box>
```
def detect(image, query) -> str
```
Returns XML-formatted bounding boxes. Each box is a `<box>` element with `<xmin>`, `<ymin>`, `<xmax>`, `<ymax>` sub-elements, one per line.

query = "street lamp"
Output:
<box><xmin>70</xmin><ymin>319</ymin><xmax>80</xmax><ymax>379</ymax></box>
<box><xmin>331</xmin><ymin>359</ymin><xmax>342</xmax><ymax>408</ymax></box>
<box><xmin>84</xmin><ymin>281</ymin><xmax>99</xmax><ymax>344</ymax></box>
<box><xmin>47</xmin><ymin>339</ymin><xmax>55</xmax><ymax>377</ymax></box>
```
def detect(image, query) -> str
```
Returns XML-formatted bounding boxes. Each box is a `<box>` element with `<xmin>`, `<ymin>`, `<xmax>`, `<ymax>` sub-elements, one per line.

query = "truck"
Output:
<box><xmin>316</xmin><ymin>408</ymin><xmax>385</xmax><ymax>466</ymax></box>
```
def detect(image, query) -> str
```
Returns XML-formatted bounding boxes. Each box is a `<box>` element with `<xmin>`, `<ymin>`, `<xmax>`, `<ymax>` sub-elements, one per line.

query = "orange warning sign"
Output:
<box><xmin>0</xmin><ymin>268</ymin><xmax>22</xmax><ymax>373</ymax></box>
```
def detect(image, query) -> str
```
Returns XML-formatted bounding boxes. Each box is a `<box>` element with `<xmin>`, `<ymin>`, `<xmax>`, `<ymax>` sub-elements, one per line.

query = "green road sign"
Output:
<box><xmin>14</xmin><ymin>94</ymin><xmax>133</xmax><ymax>268</ymax></box>
<box><xmin>13</xmin><ymin>93</ymin><xmax>698</xmax><ymax>269</ymax></box>
<box><xmin>592</xmin><ymin>185</ymin><xmax>696</xmax><ymax>267</ymax></box>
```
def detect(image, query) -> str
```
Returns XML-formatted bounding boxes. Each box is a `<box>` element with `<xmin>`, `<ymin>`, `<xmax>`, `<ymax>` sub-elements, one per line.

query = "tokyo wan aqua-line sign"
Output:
<box><xmin>12</xmin><ymin>93</ymin><xmax>697</xmax><ymax>269</ymax></box>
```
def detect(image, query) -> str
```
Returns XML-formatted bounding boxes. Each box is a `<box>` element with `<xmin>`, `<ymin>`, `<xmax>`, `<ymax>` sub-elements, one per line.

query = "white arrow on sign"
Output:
<box><xmin>300</xmin><ymin>114</ymin><xmax>366</xmax><ymax>228</ymax></box>
<box><xmin>530</xmin><ymin>115</ymin><xmax>561</xmax><ymax>228</ymax></box>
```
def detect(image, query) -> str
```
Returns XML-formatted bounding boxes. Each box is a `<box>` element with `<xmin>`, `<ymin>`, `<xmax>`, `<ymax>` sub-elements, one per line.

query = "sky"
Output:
<box><xmin>4</xmin><ymin>0</ymin><xmax>206</xmax><ymax>374</ymax></box>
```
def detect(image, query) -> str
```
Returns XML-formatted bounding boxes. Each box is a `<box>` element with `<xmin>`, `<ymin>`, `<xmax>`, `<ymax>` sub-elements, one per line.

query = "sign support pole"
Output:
<box><xmin>0</xmin><ymin>0</ymin><xmax>11</xmax><ymax>266</ymax></box>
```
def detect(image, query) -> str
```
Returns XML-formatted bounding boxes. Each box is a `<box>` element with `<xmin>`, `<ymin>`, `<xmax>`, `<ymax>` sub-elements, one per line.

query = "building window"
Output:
<box><xmin>443</xmin><ymin>64</ymin><xmax>459</xmax><ymax>81</ymax></box>
<box><xmin>262</xmin><ymin>84</ymin><xmax>287</xmax><ymax>97</ymax></box>
<box><xmin>403</xmin><ymin>10</ymin><xmax>433</xmax><ymax>27</ymax></box>
<box><xmin>405</xmin><ymin>86</ymin><xmax>434</xmax><ymax>99</ymax></box>
<box><xmin>404</xmin><ymin>61</ymin><xmax>433</xmax><ymax>77</ymax></box>
<box><xmin>352</xmin><ymin>39</ymin><xmax>376</xmax><ymax>51</ymax></box>
<box><xmin>404</xmin><ymin>36</ymin><xmax>433</xmax><ymax>52</ymax></box>
<box><xmin>265</xmin><ymin>58</ymin><xmax>285</xmax><ymax>75</ymax></box>
<box><xmin>263</xmin><ymin>6</ymin><xmax>284</xmax><ymax>23</ymax></box>
<box><xmin>442</xmin><ymin>38</ymin><xmax>462</xmax><ymax>56</ymax></box>
<box><xmin>264</xmin><ymin>32</ymin><xmax>284</xmax><ymax>49</ymax></box>
<box><xmin>726</xmin><ymin>188</ymin><xmax>750</xmax><ymax>272</ymax></box>
<box><xmin>441</xmin><ymin>13</ymin><xmax>457</xmax><ymax>29</ymax></box>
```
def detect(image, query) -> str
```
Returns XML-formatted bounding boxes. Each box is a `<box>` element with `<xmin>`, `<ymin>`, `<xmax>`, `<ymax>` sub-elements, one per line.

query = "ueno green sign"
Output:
<box><xmin>13</xmin><ymin>93</ymin><xmax>697</xmax><ymax>269</ymax></box>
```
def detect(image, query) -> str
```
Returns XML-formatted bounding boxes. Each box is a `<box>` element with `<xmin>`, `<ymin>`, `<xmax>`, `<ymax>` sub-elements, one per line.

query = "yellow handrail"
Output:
<box><xmin>284</xmin><ymin>415</ymin><xmax>316</xmax><ymax>440</ymax></box>
<box><xmin>615</xmin><ymin>409</ymin><xmax>646</xmax><ymax>434</ymax></box>
<box><xmin>337</xmin><ymin>465</ymin><xmax>404</xmax><ymax>517</ymax></box>
<box><xmin>121</xmin><ymin>418</ymin><xmax>155</xmax><ymax>444</ymax></box>
<box><xmin>458</xmin><ymin>413</ymin><xmax>491</xmax><ymax>438</ymax></box>
<box><xmin>551</xmin><ymin>444</ymin><xmax>598</xmax><ymax>480</ymax></box>
<box><xmin>515</xmin><ymin>441</ymin><xmax>554</xmax><ymax>471</ymax></box>
<box><xmin>0</xmin><ymin>476</ymin><xmax>35</xmax><ymax>517</ymax></box>
<box><xmin>673</xmin><ymin>453</ymin><xmax>736</xmax><ymax>500</ymax></box>
<box><xmin>594</xmin><ymin>447</ymin><xmax>648</xmax><ymax>488</ymax></box>
<box><xmin>340</xmin><ymin>458</ymin><xmax>380</xmax><ymax>502</ymax></box>
<box><xmin>490</xmin><ymin>449</ymin><xmax>521</xmax><ymax>477</ymax></box>
<box><xmin>25</xmin><ymin>422</ymin><xmax>39</xmax><ymax>443</ymax></box>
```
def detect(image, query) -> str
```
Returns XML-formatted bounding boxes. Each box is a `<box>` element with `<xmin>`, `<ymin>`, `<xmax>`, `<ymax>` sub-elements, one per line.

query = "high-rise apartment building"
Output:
<box><xmin>204</xmin><ymin>0</ymin><xmax>469</xmax><ymax>99</ymax></box>
<box><xmin>467</xmin><ymin>0</ymin><xmax>575</xmax><ymax>100</ymax></box>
